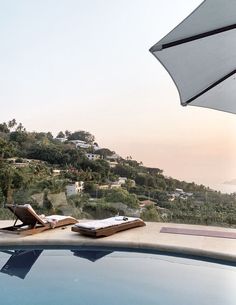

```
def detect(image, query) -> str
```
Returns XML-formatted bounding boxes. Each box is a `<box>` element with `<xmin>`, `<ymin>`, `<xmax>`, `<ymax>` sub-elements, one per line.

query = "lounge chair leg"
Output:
<box><xmin>13</xmin><ymin>218</ymin><xmax>18</xmax><ymax>227</ymax></box>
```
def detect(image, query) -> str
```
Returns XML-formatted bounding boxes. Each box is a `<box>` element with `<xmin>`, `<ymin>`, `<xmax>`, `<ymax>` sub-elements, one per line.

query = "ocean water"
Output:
<box><xmin>0</xmin><ymin>249</ymin><xmax>235</xmax><ymax>305</ymax></box>
<box><xmin>211</xmin><ymin>183</ymin><xmax>236</xmax><ymax>194</ymax></box>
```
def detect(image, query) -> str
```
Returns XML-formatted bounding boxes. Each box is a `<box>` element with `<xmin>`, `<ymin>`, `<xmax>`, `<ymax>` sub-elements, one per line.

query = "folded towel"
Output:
<box><xmin>45</xmin><ymin>215</ymin><xmax>73</xmax><ymax>221</ymax></box>
<box><xmin>75</xmin><ymin>216</ymin><xmax>141</xmax><ymax>230</ymax></box>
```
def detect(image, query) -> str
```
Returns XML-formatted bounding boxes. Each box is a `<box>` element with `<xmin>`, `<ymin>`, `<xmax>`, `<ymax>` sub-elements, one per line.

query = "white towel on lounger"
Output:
<box><xmin>75</xmin><ymin>216</ymin><xmax>141</xmax><ymax>230</ymax></box>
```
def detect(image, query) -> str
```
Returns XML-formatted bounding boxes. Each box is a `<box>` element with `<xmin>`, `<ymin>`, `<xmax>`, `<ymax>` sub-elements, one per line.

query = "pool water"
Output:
<box><xmin>0</xmin><ymin>249</ymin><xmax>235</xmax><ymax>305</ymax></box>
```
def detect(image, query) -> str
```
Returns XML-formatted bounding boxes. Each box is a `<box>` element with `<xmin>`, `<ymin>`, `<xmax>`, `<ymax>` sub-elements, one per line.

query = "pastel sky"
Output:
<box><xmin>1</xmin><ymin>0</ymin><xmax>236</xmax><ymax>192</ymax></box>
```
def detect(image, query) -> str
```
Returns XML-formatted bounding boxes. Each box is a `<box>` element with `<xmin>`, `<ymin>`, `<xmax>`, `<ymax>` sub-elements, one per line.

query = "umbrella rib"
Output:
<box><xmin>151</xmin><ymin>24</ymin><xmax>236</xmax><ymax>51</ymax></box>
<box><xmin>184</xmin><ymin>69</ymin><xmax>236</xmax><ymax>105</ymax></box>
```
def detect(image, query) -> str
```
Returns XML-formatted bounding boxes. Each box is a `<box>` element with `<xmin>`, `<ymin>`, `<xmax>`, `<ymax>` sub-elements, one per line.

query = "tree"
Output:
<box><xmin>0</xmin><ymin>138</ymin><xmax>15</xmax><ymax>159</ymax></box>
<box><xmin>68</xmin><ymin>130</ymin><xmax>95</xmax><ymax>144</ymax></box>
<box><xmin>65</xmin><ymin>130</ymin><xmax>71</xmax><ymax>138</ymax></box>
<box><xmin>96</xmin><ymin>148</ymin><xmax>114</xmax><ymax>158</ymax></box>
<box><xmin>112</xmin><ymin>164</ymin><xmax>137</xmax><ymax>179</ymax></box>
<box><xmin>16</xmin><ymin>122</ymin><xmax>25</xmax><ymax>132</ymax></box>
<box><xmin>46</xmin><ymin>132</ymin><xmax>53</xmax><ymax>140</ymax></box>
<box><xmin>0</xmin><ymin>163</ymin><xmax>20</xmax><ymax>204</ymax></box>
<box><xmin>84</xmin><ymin>182</ymin><xmax>98</xmax><ymax>194</ymax></box>
<box><xmin>0</xmin><ymin>122</ymin><xmax>9</xmax><ymax>133</ymax></box>
<box><xmin>89</xmin><ymin>159</ymin><xmax>110</xmax><ymax>181</ymax></box>
<box><xmin>9</xmin><ymin>131</ymin><xmax>28</xmax><ymax>146</ymax></box>
<box><xmin>141</xmin><ymin>205</ymin><xmax>161</xmax><ymax>222</ymax></box>
<box><xmin>8</xmin><ymin>119</ymin><xmax>17</xmax><ymax>130</ymax></box>
<box><xmin>43</xmin><ymin>189</ymin><xmax>53</xmax><ymax>210</ymax></box>
<box><xmin>56</xmin><ymin>131</ymin><xmax>65</xmax><ymax>138</ymax></box>
<box><xmin>104</xmin><ymin>188</ymin><xmax>139</xmax><ymax>208</ymax></box>
<box><xmin>0</xmin><ymin>187</ymin><xmax>5</xmax><ymax>206</ymax></box>
<box><xmin>124</xmin><ymin>179</ymin><xmax>135</xmax><ymax>191</ymax></box>
<box><xmin>146</xmin><ymin>167</ymin><xmax>163</xmax><ymax>175</ymax></box>
<box><xmin>26</xmin><ymin>144</ymin><xmax>64</xmax><ymax>164</ymax></box>
<box><xmin>135</xmin><ymin>174</ymin><xmax>146</xmax><ymax>186</ymax></box>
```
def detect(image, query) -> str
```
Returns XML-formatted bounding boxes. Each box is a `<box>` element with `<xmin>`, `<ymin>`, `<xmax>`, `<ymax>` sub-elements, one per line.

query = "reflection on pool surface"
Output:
<box><xmin>0</xmin><ymin>248</ymin><xmax>235</xmax><ymax>305</ymax></box>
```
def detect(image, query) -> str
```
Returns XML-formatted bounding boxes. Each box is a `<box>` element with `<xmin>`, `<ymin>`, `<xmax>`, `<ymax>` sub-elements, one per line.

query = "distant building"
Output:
<box><xmin>69</xmin><ymin>140</ymin><xmax>91</xmax><ymax>149</ymax></box>
<box><xmin>130</xmin><ymin>180</ymin><xmax>136</xmax><ymax>187</ymax></box>
<box><xmin>98</xmin><ymin>184</ymin><xmax>110</xmax><ymax>190</ymax></box>
<box><xmin>115</xmin><ymin>177</ymin><xmax>135</xmax><ymax>187</ymax></box>
<box><xmin>175</xmin><ymin>188</ymin><xmax>184</xmax><ymax>194</ymax></box>
<box><xmin>118</xmin><ymin>177</ymin><xmax>127</xmax><ymax>185</ymax></box>
<box><xmin>93</xmin><ymin>143</ymin><xmax>101</xmax><ymax>150</ymax></box>
<box><xmin>185</xmin><ymin>192</ymin><xmax>193</xmax><ymax>197</ymax></box>
<box><xmin>66</xmin><ymin>181</ymin><xmax>84</xmax><ymax>196</ymax></box>
<box><xmin>106</xmin><ymin>153</ymin><xmax>121</xmax><ymax>161</ymax></box>
<box><xmin>85</xmin><ymin>153</ymin><xmax>101</xmax><ymax>161</ymax></box>
<box><xmin>52</xmin><ymin>169</ymin><xmax>61</xmax><ymax>176</ymax></box>
<box><xmin>168</xmin><ymin>188</ymin><xmax>193</xmax><ymax>201</ymax></box>
<box><xmin>168</xmin><ymin>194</ymin><xmax>176</xmax><ymax>202</ymax></box>
<box><xmin>110</xmin><ymin>182</ymin><xmax>121</xmax><ymax>189</ymax></box>
<box><xmin>97</xmin><ymin>177</ymin><xmax>135</xmax><ymax>191</ymax></box>
<box><xmin>107</xmin><ymin>160</ymin><xmax>118</xmax><ymax>168</ymax></box>
<box><xmin>106</xmin><ymin>153</ymin><xmax>121</xmax><ymax>168</ymax></box>
<box><xmin>7</xmin><ymin>158</ymin><xmax>30</xmax><ymax>168</ymax></box>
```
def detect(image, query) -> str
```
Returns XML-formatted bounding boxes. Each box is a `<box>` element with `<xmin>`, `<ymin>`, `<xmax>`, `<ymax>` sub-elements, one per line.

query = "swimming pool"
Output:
<box><xmin>0</xmin><ymin>248</ymin><xmax>235</xmax><ymax>305</ymax></box>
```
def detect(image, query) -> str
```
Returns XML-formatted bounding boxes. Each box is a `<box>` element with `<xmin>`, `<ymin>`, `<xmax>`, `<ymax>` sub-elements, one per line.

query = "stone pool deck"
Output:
<box><xmin>0</xmin><ymin>220</ymin><xmax>236</xmax><ymax>263</ymax></box>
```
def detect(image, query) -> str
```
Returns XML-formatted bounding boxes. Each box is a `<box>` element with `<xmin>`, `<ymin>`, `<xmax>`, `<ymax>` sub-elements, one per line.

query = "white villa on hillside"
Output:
<box><xmin>68</xmin><ymin>140</ymin><xmax>101</xmax><ymax>151</ymax></box>
<box><xmin>69</xmin><ymin>140</ymin><xmax>91</xmax><ymax>149</ymax></box>
<box><xmin>168</xmin><ymin>188</ymin><xmax>193</xmax><ymax>201</ymax></box>
<box><xmin>107</xmin><ymin>160</ymin><xmax>118</xmax><ymax>168</ymax></box>
<box><xmin>52</xmin><ymin>169</ymin><xmax>61</xmax><ymax>176</ymax></box>
<box><xmin>106</xmin><ymin>153</ymin><xmax>121</xmax><ymax>168</ymax></box>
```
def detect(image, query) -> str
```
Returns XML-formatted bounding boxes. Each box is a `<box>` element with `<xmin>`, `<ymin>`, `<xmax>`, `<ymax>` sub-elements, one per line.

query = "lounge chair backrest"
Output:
<box><xmin>6</xmin><ymin>204</ymin><xmax>46</xmax><ymax>227</ymax></box>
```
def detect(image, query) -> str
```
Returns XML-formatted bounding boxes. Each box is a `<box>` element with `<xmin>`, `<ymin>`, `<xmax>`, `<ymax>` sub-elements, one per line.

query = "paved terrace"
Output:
<box><xmin>0</xmin><ymin>220</ymin><xmax>236</xmax><ymax>263</ymax></box>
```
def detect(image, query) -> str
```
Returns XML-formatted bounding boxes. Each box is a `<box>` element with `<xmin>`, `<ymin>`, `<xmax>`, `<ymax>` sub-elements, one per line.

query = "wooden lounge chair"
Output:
<box><xmin>0</xmin><ymin>204</ymin><xmax>77</xmax><ymax>236</ymax></box>
<box><xmin>71</xmin><ymin>216</ymin><xmax>145</xmax><ymax>237</ymax></box>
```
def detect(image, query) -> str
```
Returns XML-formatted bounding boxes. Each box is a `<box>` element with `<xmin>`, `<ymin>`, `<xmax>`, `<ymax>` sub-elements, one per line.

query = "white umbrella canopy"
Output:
<box><xmin>150</xmin><ymin>0</ymin><xmax>236</xmax><ymax>114</ymax></box>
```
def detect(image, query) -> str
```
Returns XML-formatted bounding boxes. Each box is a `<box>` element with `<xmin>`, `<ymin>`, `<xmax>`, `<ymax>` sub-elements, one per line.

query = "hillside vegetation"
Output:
<box><xmin>0</xmin><ymin>119</ymin><xmax>235</xmax><ymax>227</ymax></box>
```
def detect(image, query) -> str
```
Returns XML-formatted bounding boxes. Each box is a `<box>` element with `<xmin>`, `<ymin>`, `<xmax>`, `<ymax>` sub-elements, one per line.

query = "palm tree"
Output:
<box><xmin>16</xmin><ymin>122</ymin><xmax>24</xmax><ymax>132</ymax></box>
<box><xmin>56</xmin><ymin>131</ymin><xmax>65</xmax><ymax>138</ymax></box>
<box><xmin>65</xmin><ymin>130</ymin><xmax>71</xmax><ymax>138</ymax></box>
<box><xmin>8</xmin><ymin>119</ymin><xmax>17</xmax><ymax>130</ymax></box>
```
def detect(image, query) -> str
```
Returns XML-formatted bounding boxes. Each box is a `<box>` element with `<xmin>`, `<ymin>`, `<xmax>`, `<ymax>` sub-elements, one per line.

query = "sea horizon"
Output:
<box><xmin>211</xmin><ymin>183</ymin><xmax>236</xmax><ymax>194</ymax></box>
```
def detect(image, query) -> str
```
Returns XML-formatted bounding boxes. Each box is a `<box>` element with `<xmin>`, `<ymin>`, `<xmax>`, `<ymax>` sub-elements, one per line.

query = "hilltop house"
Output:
<box><xmin>118</xmin><ymin>177</ymin><xmax>127</xmax><ymax>185</ymax></box>
<box><xmin>106</xmin><ymin>153</ymin><xmax>121</xmax><ymax>168</ymax></box>
<box><xmin>52</xmin><ymin>169</ymin><xmax>61</xmax><ymax>176</ymax></box>
<box><xmin>168</xmin><ymin>188</ymin><xmax>193</xmax><ymax>201</ymax></box>
<box><xmin>69</xmin><ymin>140</ymin><xmax>91</xmax><ymax>149</ymax></box>
<box><xmin>118</xmin><ymin>177</ymin><xmax>135</xmax><ymax>187</ymax></box>
<box><xmin>85</xmin><ymin>153</ymin><xmax>101</xmax><ymax>161</ymax></box>
<box><xmin>55</xmin><ymin>137</ymin><xmax>67</xmax><ymax>143</ymax></box>
<box><xmin>98</xmin><ymin>177</ymin><xmax>135</xmax><ymax>190</ymax></box>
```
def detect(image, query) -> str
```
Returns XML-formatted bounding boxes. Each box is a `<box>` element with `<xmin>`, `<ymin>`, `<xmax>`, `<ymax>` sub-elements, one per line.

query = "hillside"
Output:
<box><xmin>0</xmin><ymin>119</ymin><xmax>236</xmax><ymax>227</ymax></box>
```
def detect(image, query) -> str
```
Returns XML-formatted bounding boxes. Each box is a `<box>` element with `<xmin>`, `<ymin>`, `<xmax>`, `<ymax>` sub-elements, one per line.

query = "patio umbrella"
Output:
<box><xmin>149</xmin><ymin>0</ymin><xmax>236</xmax><ymax>114</ymax></box>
